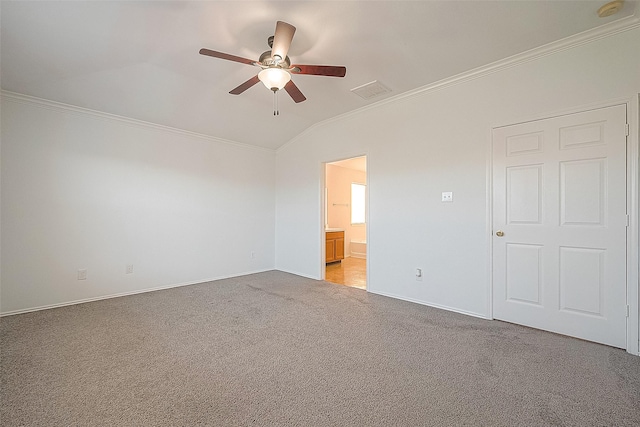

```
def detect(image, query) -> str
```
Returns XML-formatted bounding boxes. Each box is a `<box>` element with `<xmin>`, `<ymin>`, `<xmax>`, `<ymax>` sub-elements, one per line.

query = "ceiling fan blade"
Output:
<box><xmin>199</xmin><ymin>48</ymin><xmax>256</xmax><ymax>66</ymax></box>
<box><xmin>271</xmin><ymin>21</ymin><xmax>296</xmax><ymax>62</ymax></box>
<box><xmin>284</xmin><ymin>80</ymin><xmax>306</xmax><ymax>103</ymax></box>
<box><xmin>229</xmin><ymin>75</ymin><xmax>260</xmax><ymax>95</ymax></box>
<box><xmin>291</xmin><ymin>65</ymin><xmax>346</xmax><ymax>77</ymax></box>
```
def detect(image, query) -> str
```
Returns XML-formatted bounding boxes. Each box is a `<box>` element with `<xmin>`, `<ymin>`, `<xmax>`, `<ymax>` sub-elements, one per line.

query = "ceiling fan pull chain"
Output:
<box><xmin>273</xmin><ymin>90</ymin><xmax>280</xmax><ymax>116</ymax></box>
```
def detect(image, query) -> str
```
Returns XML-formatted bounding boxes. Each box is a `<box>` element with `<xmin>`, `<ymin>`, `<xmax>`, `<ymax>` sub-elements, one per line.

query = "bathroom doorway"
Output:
<box><xmin>324</xmin><ymin>156</ymin><xmax>367</xmax><ymax>290</ymax></box>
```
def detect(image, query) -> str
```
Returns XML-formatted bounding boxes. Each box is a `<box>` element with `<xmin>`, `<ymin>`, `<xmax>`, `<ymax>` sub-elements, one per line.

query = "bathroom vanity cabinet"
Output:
<box><xmin>326</xmin><ymin>230</ymin><xmax>344</xmax><ymax>263</ymax></box>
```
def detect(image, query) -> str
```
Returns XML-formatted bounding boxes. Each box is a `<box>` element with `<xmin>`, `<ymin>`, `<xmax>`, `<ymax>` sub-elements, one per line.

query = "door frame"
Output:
<box><xmin>320</xmin><ymin>153</ymin><xmax>369</xmax><ymax>289</ymax></box>
<box><xmin>488</xmin><ymin>96</ymin><xmax>639</xmax><ymax>355</ymax></box>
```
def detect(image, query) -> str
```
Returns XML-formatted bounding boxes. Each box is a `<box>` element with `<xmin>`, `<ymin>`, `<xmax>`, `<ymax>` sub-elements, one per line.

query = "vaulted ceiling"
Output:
<box><xmin>2</xmin><ymin>1</ymin><xmax>637</xmax><ymax>150</ymax></box>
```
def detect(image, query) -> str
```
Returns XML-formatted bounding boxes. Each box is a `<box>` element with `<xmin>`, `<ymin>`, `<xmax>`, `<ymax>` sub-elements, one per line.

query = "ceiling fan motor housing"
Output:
<box><xmin>258</xmin><ymin>51</ymin><xmax>291</xmax><ymax>68</ymax></box>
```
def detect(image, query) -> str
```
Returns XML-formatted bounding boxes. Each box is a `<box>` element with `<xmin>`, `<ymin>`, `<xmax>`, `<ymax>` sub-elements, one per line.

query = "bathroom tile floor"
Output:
<box><xmin>325</xmin><ymin>257</ymin><xmax>366</xmax><ymax>289</ymax></box>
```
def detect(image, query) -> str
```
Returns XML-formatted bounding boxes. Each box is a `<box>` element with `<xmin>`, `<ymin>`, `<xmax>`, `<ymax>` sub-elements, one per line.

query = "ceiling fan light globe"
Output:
<box><xmin>258</xmin><ymin>68</ymin><xmax>291</xmax><ymax>91</ymax></box>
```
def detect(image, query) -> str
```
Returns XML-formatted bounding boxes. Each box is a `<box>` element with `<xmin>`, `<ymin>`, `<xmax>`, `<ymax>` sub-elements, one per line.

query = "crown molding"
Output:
<box><xmin>0</xmin><ymin>90</ymin><xmax>275</xmax><ymax>154</ymax></box>
<box><xmin>279</xmin><ymin>12</ymin><xmax>640</xmax><ymax>153</ymax></box>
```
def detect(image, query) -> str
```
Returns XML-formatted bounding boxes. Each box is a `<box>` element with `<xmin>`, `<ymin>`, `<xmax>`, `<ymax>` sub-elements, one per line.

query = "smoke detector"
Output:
<box><xmin>598</xmin><ymin>0</ymin><xmax>624</xmax><ymax>17</ymax></box>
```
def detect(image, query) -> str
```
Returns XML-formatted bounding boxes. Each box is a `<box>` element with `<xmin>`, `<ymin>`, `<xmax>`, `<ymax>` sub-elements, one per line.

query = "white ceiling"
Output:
<box><xmin>2</xmin><ymin>1</ymin><xmax>637</xmax><ymax>150</ymax></box>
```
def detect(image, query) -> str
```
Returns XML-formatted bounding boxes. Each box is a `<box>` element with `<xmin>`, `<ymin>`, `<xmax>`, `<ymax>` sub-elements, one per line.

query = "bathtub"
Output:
<box><xmin>350</xmin><ymin>240</ymin><xmax>367</xmax><ymax>259</ymax></box>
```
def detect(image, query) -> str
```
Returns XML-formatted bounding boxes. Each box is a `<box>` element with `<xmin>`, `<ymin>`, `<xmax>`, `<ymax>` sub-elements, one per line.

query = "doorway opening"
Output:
<box><xmin>324</xmin><ymin>156</ymin><xmax>367</xmax><ymax>290</ymax></box>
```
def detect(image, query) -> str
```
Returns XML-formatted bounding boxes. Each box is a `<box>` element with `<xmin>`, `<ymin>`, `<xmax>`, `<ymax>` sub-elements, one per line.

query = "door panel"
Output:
<box><xmin>326</xmin><ymin>239</ymin><xmax>335</xmax><ymax>263</ymax></box>
<box><xmin>506</xmin><ymin>243</ymin><xmax>543</xmax><ymax>306</ymax></box>
<box><xmin>560</xmin><ymin>159</ymin><xmax>605</xmax><ymax>226</ymax></box>
<box><xmin>559</xmin><ymin>247</ymin><xmax>604</xmax><ymax>316</ymax></box>
<box><xmin>336</xmin><ymin>238</ymin><xmax>344</xmax><ymax>260</ymax></box>
<box><xmin>507</xmin><ymin>165</ymin><xmax>543</xmax><ymax>224</ymax></box>
<box><xmin>493</xmin><ymin>105</ymin><xmax>627</xmax><ymax>348</ymax></box>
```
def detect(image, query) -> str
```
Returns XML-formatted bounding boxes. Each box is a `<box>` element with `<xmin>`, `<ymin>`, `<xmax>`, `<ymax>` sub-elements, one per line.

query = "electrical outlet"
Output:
<box><xmin>126</xmin><ymin>264</ymin><xmax>134</xmax><ymax>274</ymax></box>
<box><xmin>442</xmin><ymin>192</ymin><xmax>453</xmax><ymax>202</ymax></box>
<box><xmin>77</xmin><ymin>269</ymin><xmax>87</xmax><ymax>280</ymax></box>
<box><xmin>416</xmin><ymin>268</ymin><xmax>423</xmax><ymax>281</ymax></box>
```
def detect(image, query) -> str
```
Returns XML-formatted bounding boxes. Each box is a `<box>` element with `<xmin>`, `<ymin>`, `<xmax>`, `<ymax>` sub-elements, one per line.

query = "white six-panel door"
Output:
<box><xmin>492</xmin><ymin>105</ymin><xmax>628</xmax><ymax>348</ymax></box>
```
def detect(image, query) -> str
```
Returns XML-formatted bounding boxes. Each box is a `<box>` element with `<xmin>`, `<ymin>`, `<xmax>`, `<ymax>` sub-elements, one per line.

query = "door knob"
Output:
<box><xmin>496</xmin><ymin>230</ymin><xmax>504</xmax><ymax>237</ymax></box>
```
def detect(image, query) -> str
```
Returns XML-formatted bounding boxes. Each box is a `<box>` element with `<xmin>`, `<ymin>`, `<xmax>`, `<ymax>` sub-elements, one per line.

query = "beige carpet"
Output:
<box><xmin>1</xmin><ymin>270</ymin><xmax>639</xmax><ymax>426</ymax></box>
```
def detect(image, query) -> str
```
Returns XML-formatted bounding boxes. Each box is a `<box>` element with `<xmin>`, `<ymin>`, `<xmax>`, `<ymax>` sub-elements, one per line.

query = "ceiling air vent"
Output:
<box><xmin>351</xmin><ymin>80</ymin><xmax>391</xmax><ymax>100</ymax></box>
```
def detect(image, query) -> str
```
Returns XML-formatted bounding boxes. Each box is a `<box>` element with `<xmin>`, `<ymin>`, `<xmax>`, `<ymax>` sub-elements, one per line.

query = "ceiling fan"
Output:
<box><xmin>199</xmin><ymin>21</ymin><xmax>346</xmax><ymax>114</ymax></box>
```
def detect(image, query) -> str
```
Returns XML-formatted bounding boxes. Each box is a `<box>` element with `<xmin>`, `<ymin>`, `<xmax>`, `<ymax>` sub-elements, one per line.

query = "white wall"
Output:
<box><xmin>1</xmin><ymin>95</ymin><xmax>275</xmax><ymax>314</ymax></box>
<box><xmin>1</xmin><ymin>22</ymin><xmax>638</xmax><ymax>354</ymax></box>
<box><xmin>275</xmin><ymin>26</ymin><xmax>640</xmax><ymax>329</ymax></box>
<box><xmin>325</xmin><ymin>163</ymin><xmax>366</xmax><ymax>256</ymax></box>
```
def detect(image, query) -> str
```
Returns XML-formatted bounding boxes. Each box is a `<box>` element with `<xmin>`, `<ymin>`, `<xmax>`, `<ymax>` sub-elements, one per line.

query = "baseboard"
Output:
<box><xmin>367</xmin><ymin>289</ymin><xmax>490</xmax><ymax>320</ymax></box>
<box><xmin>0</xmin><ymin>269</ymin><xmax>274</xmax><ymax>317</ymax></box>
<box><xmin>3</xmin><ymin>270</ymin><xmax>488</xmax><ymax>321</ymax></box>
<box><xmin>274</xmin><ymin>268</ymin><xmax>320</xmax><ymax>281</ymax></box>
